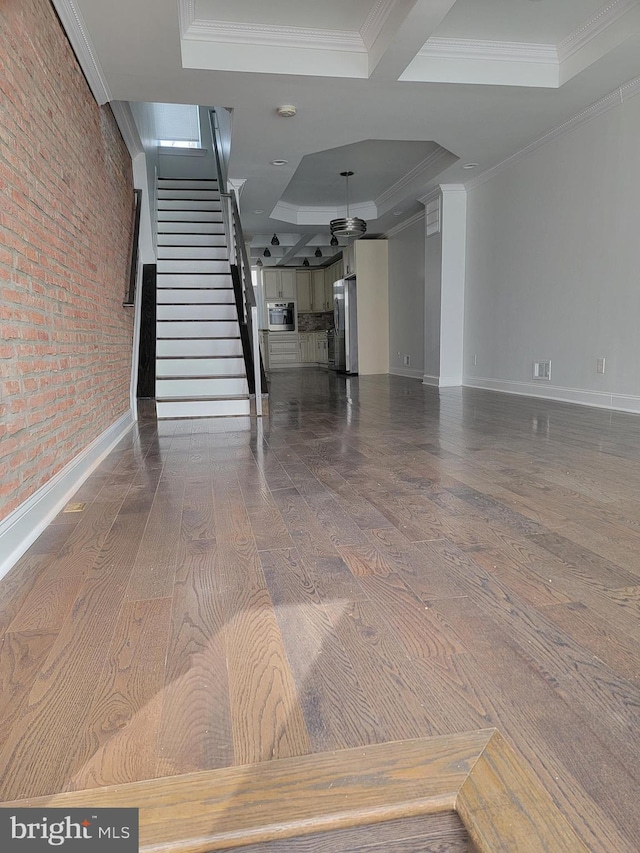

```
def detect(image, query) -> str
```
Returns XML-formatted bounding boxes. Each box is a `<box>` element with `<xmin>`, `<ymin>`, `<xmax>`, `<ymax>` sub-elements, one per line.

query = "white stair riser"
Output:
<box><xmin>157</xmin><ymin>304</ymin><xmax>238</xmax><ymax>321</ymax></box>
<box><xmin>158</xmin><ymin>180</ymin><xmax>218</xmax><ymax>190</ymax></box>
<box><xmin>158</xmin><ymin>199</ymin><xmax>221</xmax><ymax>211</ymax></box>
<box><xmin>157</xmin><ymin>260</ymin><xmax>229</xmax><ymax>274</ymax></box>
<box><xmin>157</xmin><ymin>338</ymin><xmax>243</xmax><ymax>357</ymax></box>
<box><xmin>158</xmin><ymin>190</ymin><xmax>220</xmax><ymax>201</ymax></box>
<box><xmin>158</xmin><ymin>211</ymin><xmax>223</xmax><ymax>223</ymax></box>
<box><xmin>157</xmin><ymin>357</ymin><xmax>246</xmax><ymax>377</ymax></box>
<box><xmin>157</xmin><ymin>247</ymin><xmax>228</xmax><ymax>260</ymax></box>
<box><xmin>157</xmin><ymin>399</ymin><xmax>250</xmax><ymax>419</ymax></box>
<box><xmin>157</xmin><ymin>320</ymin><xmax>239</xmax><ymax>338</ymax></box>
<box><xmin>157</xmin><ymin>289</ymin><xmax>235</xmax><ymax>304</ymax></box>
<box><xmin>157</xmin><ymin>377</ymin><xmax>249</xmax><ymax>398</ymax></box>
<box><xmin>157</xmin><ymin>234</ymin><xmax>227</xmax><ymax>247</ymax></box>
<box><xmin>157</xmin><ymin>274</ymin><xmax>232</xmax><ymax>288</ymax></box>
<box><xmin>157</xmin><ymin>221</ymin><xmax>225</xmax><ymax>234</ymax></box>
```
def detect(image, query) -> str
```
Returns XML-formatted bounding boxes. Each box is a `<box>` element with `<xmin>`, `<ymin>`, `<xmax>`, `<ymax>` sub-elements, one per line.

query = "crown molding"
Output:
<box><xmin>375</xmin><ymin>147</ymin><xmax>453</xmax><ymax>212</ymax></box>
<box><xmin>465</xmin><ymin>73</ymin><xmax>640</xmax><ymax>192</ymax></box>
<box><xmin>558</xmin><ymin>0</ymin><xmax>639</xmax><ymax>62</ymax></box>
<box><xmin>384</xmin><ymin>209</ymin><xmax>425</xmax><ymax>238</ymax></box>
<box><xmin>110</xmin><ymin>101</ymin><xmax>143</xmax><ymax>158</ymax></box>
<box><xmin>271</xmin><ymin>200</ymin><xmax>377</xmax><ymax>226</ymax></box>
<box><xmin>183</xmin><ymin>17</ymin><xmax>366</xmax><ymax>53</ymax></box>
<box><xmin>179</xmin><ymin>0</ymin><xmax>197</xmax><ymax>37</ymax></box>
<box><xmin>439</xmin><ymin>183</ymin><xmax>467</xmax><ymax>193</ymax></box>
<box><xmin>418</xmin><ymin>37</ymin><xmax>557</xmax><ymax>65</ymax></box>
<box><xmin>51</xmin><ymin>0</ymin><xmax>111</xmax><ymax>104</ymax></box>
<box><xmin>360</xmin><ymin>0</ymin><xmax>401</xmax><ymax>50</ymax></box>
<box><xmin>418</xmin><ymin>187</ymin><xmax>442</xmax><ymax>207</ymax></box>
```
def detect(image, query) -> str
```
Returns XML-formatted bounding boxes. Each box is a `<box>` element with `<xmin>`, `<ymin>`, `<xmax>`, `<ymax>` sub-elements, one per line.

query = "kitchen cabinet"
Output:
<box><xmin>296</xmin><ymin>270</ymin><xmax>312</xmax><ymax>312</ymax></box>
<box><xmin>298</xmin><ymin>333</ymin><xmax>316</xmax><ymax>364</ymax></box>
<box><xmin>264</xmin><ymin>269</ymin><xmax>296</xmax><ymax>300</ymax></box>
<box><xmin>343</xmin><ymin>243</ymin><xmax>355</xmax><ymax>277</ymax></box>
<box><xmin>314</xmin><ymin>331</ymin><xmax>328</xmax><ymax>365</ymax></box>
<box><xmin>268</xmin><ymin>332</ymin><xmax>300</xmax><ymax>367</ymax></box>
<box><xmin>312</xmin><ymin>270</ymin><xmax>328</xmax><ymax>312</ymax></box>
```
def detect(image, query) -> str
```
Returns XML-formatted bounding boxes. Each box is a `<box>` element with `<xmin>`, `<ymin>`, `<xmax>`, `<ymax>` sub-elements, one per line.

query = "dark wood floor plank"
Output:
<box><xmin>65</xmin><ymin>597</ymin><xmax>172</xmax><ymax>790</ymax></box>
<box><xmin>261</xmin><ymin>549</ymin><xmax>385</xmax><ymax>752</ymax></box>
<box><xmin>157</xmin><ymin>539</ymin><xmax>234</xmax><ymax>776</ymax></box>
<box><xmin>0</xmin><ymin>554</ymin><xmax>133</xmax><ymax>800</ymax></box>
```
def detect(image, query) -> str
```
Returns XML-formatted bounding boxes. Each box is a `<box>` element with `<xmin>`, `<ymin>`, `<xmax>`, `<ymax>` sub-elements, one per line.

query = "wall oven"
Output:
<box><xmin>267</xmin><ymin>301</ymin><xmax>295</xmax><ymax>332</ymax></box>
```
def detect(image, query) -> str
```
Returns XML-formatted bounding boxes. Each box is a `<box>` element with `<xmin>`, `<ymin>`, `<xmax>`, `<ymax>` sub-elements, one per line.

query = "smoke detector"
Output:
<box><xmin>276</xmin><ymin>105</ymin><xmax>297</xmax><ymax>118</ymax></box>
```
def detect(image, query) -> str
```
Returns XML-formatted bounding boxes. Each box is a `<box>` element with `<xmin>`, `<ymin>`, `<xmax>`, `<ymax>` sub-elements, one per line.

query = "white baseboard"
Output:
<box><xmin>463</xmin><ymin>377</ymin><xmax>640</xmax><ymax>414</ymax></box>
<box><xmin>0</xmin><ymin>410</ymin><xmax>135</xmax><ymax>581</ymax></box>
<box><xmin>422</xmin><ymin>374</ymin><xmax>463</xmax><ymax>388</ymax></box>
<box><xmin>422</xmin><ymin>374</ymin><xmax>440</xmax><ymax>386</ymax></box>
<box><xmin>390</xmin><ymin>366</ymin><xmax>423</xmax><ymax>380</ymax></box>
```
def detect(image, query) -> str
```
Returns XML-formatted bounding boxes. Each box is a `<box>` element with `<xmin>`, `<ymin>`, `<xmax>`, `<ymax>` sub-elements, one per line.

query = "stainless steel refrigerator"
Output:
<box><xmin>333</xmin><ymin>278</ymin><xmax>358</xmax><ymax>374</ymax></box>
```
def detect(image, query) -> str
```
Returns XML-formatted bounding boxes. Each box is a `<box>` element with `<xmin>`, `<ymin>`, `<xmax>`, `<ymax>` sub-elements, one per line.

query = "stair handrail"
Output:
<box><xmin>209</xmin><ymin>109</ymin><xmax>265</xmax><ymax>416</ymax></box>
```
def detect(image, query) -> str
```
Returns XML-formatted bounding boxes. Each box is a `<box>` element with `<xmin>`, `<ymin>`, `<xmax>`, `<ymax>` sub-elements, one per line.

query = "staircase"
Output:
<box><xmin>155</xmin><ymin>178</ymin><xmax>250</xmax><ymax>419</ymax></box>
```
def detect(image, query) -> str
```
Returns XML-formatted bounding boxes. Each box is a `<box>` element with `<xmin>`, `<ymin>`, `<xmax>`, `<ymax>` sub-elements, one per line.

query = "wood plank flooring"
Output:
<box><xmin>1</xmin><ymin>372</ymin><xmax>639</xmax><ymax>851</ymax></box>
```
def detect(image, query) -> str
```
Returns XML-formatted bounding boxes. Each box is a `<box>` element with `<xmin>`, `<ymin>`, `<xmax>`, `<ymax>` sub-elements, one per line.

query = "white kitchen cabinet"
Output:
<box><xmin>343</xmin><ymin>243</ymin><xmax>355</xmax><ymax>277</ymax></box>
<box><xmin>311</xmin><ymin>270</ymin><xmax>327</xmax><ymax>312</ymax></box>
<box><xmin>296</xmin><ymin>270</ymin><xmax>312</xmax><ymax>312</ymax></box>
<box><xmin>298</xmin><ymin>332</ymin><xmax>316</xmax><ymax>364</ymax></box>
<box><xmin>268</xmin><ymin>332</ymin><xmax>300</xmax><ymax>367</ymax></box>
<box><xmin>314</xmin><ymin>331</ymin><xmax>328</xmax><ymax>365</ymax></box>
<box><xmin>264</xmin><ymin>269</ymin><xmax>296</xmax><ymax>300</ymax></box>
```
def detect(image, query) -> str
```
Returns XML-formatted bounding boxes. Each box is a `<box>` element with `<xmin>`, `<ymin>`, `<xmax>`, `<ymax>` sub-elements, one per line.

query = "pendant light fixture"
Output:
<box><xmin>303</xmin><ymin>258</ymin><xmax>310</xmax><ymax>267</ymax></box>
<box><xmin>271</xmin><ymin>234</ymin><xmax>280</xmax><ymax>246</ymax></box>
<box><xmin>330</xmin><ymin>171</ymin><xmax>366</xmax><ymax>239</ymax></box>
<box><xmin>330</xmin><ymin>234</ymin><xmax>339</xmax><ymax>247</ymax></box>
<box><xmin>256</xmin><ymin>257</ymin><xmax>263</xmax><ymax>267</ymax></box>
<box><xmin>263</xmin><ymin>247</ymin><xmax>271</xmax><ymax>257</ymax></box>
<box><xmin>315</xmin><ymin>247</ymin><xmax>322</xmax><ymax>258</ymax></box>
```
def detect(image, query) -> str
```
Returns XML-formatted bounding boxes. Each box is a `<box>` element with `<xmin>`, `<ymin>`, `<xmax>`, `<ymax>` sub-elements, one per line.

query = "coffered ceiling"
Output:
<box><xmin>57</xmin><ymin>0</ymin><xmax>640</xmax><ymax>266</ymax></box>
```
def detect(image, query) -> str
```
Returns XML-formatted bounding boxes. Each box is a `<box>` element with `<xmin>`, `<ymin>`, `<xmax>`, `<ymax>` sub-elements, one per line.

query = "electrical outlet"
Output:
<box><xmin>404</xmin><ymin>355</ymin><xmax>411</xmax><ymax>366</ymax></box>
<box><xmin>597</xmin><ymin>357</ymin><xmax>606</xmax><ymax>375</ymax></box>
<box><xmin>533</xmin><ymin>360</ymin><xmax>551</xmax><ymax>381</ymax></box>
<box><xmin>397</xmin><ymin>351</ymin><xmax>401</xmax><ymax>361</ymax></box>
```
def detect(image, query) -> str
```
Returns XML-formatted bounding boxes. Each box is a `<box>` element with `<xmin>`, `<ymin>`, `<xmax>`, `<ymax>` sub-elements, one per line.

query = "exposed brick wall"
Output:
<box><xmin>0</xmin><ymin>0</ymin><xmax>134</xmax><ymax>520</ymax></box>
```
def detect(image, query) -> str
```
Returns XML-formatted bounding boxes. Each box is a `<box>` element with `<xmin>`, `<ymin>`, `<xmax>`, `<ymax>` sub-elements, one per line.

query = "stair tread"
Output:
<box><xmin>157</xmin><ymin>395</ymin><xmax>250</xmax><ymax>402</ymax></box>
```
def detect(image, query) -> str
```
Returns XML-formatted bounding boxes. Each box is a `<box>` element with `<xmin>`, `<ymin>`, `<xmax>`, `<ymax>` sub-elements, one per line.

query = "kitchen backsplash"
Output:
<box><xmin>297</xmin><ymin>311</ymin><xmax>333</xmax><ymax>332</ymax></box>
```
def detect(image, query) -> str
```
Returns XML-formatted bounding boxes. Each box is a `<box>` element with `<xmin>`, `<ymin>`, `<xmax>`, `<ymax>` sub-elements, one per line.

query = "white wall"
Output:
<box><xmin>129</xmin><ymin>102</ymin><xmax>159</xmax><ymax>255</ymax></box>
<box><xmin>424</xmin><ymin>228</ymin><xmax>442</xmax><ymax>383</ymax></box>
<box><xmin>464</xmin><ymin>89</ymin><xmax>640</xmax><ymax>411</ymax></box>
<box><xmin>356</xmin><ymin>240</ymin><xmax>389</xmax><ymax>376</ymax></box>
<box><xmin>388</xmin><ymin>216</ymin><xmax>425</xmax><ymax>379</ymax></box>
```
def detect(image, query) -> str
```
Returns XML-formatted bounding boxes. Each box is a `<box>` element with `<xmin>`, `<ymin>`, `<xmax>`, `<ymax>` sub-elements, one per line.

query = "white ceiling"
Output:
<box><xmin>65</xmin><ymin>0</ymin><xmax>640</xmax><ymax>264</ymax></box>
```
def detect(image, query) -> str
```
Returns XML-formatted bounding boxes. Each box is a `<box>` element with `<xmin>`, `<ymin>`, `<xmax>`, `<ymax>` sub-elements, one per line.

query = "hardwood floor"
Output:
<box><xmin>0</xmin><ymin>370</ymin><xmax>639</xmax><ymax>851</ymax></box>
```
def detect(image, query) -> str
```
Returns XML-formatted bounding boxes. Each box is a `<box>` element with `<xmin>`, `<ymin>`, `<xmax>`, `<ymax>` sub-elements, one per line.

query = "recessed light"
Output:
<box><xmin>252</xmin><ymin>210</ymin><xmax>264</xmax><ymax>214</ymax></box>
<box><xmin>462</xmin><ymin>163</ymin><xmax>479</xmax><ymax>170</ymax></box>
<box><xmin>392</xmin><ymin>211</ymin><xmax>403</xmax><ymax>216</ymax></box>
<box><xmin>270</xmin><ymin>159</ymin><xmax>288</xmax><ymax>166</ymax></box>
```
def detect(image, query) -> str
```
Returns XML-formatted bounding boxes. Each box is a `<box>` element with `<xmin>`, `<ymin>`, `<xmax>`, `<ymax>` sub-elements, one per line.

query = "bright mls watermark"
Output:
<box><xmin>0</xmin><ymin>809</ymin><xmax>138</xmax><ymax>851</ymax></box>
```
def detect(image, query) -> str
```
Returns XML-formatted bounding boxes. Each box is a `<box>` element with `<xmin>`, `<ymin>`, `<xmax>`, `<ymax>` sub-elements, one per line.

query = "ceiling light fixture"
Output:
<box><xmin>303</xmin><ymin>258</ymin><xmax>310</xmax><ymax>267</ymax></box>
<box><xmin>315</xmin><ymin>247</ymin><xmax>322</xmax><ymax>258</ymax></box>
<box><xmin>330</xmin><ymin>235</ymin><xmax>339</xmax><ymax>247</ymax></box>
<box><xmin>256</xmin><ymin>257</ymin><xmax>263</xmax><ymax>267</ymax></box>
<box><xmin>263</xmin><ymin>247</ymin><xmax>271</xmax><ymax>257</ymax></box>
<box><xmin>253</xmin><ymin>209</ymin><xmax>264</xmax><ymax>214</ymax></box>
<box><xmin>330</xmin><ymin>171</ymin><xmax>366</xmax><ymax>239</ymax></box>
<box><xmin>270</xmin><ymin>233</ymin><xmax>280</xmax><ymax>246</ymax></box>
<box><xmin>462</xmin><ymin>163</ymin><xmax>479</xmax><ymax>170</ymax></box>
<box><xmin>270</xmin><ymin>159</ymin><xmax>288</xmax><ymax>166</ymax></box>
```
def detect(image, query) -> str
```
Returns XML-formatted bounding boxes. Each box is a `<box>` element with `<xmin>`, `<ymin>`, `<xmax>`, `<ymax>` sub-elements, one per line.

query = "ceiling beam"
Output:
<box><xmin>368</xmin><ymin>0</ymin><xmax>458</xmax><ymax>81</ymax></box>
<box><xmin>279</xmin><ymin>235</ymin><xmax>313</xmax><ymax>266</ymax></box>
